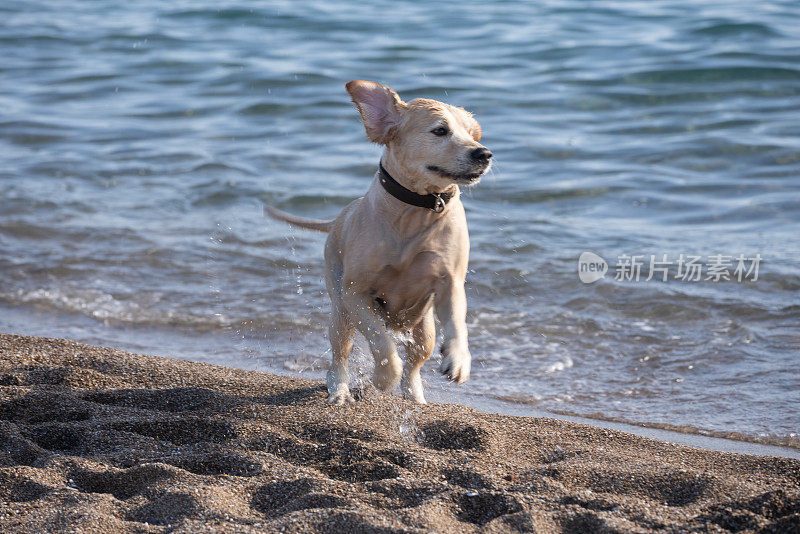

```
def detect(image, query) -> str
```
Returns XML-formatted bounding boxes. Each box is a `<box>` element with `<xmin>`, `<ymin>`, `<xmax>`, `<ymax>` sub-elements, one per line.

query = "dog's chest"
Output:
<box><xmin>340</xmin><ymin>202</ymin><xmax>468</xmax><ymax>327</ymax></box>
<box><xmin>367</xmin><ymin>246</ymin><xmax>449</xmax><ymax>327</ymax></box>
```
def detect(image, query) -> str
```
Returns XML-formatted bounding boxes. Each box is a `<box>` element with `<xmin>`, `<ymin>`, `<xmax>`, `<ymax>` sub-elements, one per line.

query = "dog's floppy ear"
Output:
<box><xmin>346</xmin><ymin>81</ymin><xmax>405</xmax><ymax>145</ymax></box>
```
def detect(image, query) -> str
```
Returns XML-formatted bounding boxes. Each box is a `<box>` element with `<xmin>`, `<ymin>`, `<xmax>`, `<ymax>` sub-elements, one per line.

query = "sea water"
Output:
<box><xmin>1</xmin><ymin>0</ymin><xmax>798</xmax><ymax>448</ymax></box>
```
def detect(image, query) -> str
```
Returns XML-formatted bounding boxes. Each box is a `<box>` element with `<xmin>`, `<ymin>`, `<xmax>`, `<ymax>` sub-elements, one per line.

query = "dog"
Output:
<box><xmin>266</xmin><ymin>80</ymin><xmax>491</xmax><ymax>404</ymax></box>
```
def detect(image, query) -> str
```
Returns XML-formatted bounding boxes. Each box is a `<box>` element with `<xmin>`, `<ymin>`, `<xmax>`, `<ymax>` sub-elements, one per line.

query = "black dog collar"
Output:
<box><xmin>378</xmin><ymin>162</ymin><xmax>454</xmax><ymax>213</ymax></box>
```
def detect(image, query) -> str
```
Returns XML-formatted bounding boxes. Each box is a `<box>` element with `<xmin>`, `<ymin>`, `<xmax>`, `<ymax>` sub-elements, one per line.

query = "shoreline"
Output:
<box><xmin>455</xmin><ymin>394</ymin><xmax>800</xmax><ymax>461</ymax></box>
<box><xmin>2</xmin><ymin>301</ymin><xmax>797</xmax><ymax>457</ymax></box>
<box><xmin>1</xmin><ymin>332</ymin><xmax>798</xmax><ymax>532</ymax></box>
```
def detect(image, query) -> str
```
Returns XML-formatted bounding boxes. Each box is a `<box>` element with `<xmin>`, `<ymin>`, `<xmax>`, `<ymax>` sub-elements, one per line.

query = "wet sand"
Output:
<box><xmin>1</xmin><ymin>333</ymin><xmax>798</xmax><ymax>533</ymax></box>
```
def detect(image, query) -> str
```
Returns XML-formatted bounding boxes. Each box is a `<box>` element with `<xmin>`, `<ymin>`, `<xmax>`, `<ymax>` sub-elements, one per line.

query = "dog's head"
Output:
<box><xmin>346</xmin><ymin>80</ymin><xmax>491</xmax><ymax>193</ymax></box>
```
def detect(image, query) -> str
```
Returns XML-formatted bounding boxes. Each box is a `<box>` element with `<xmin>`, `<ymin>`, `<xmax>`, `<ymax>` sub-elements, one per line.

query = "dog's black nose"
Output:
<box><xmin>470</xmin><ymin>147</ymin><xmax>493</xmax><ymax>162</ymax></box>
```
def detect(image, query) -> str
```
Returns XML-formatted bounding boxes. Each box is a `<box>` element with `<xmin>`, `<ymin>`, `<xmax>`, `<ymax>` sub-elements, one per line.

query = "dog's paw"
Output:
<box><xmin>402</xmin><ymin>389</ymin><xmax>428</xmax><ymax>404</ymax></box>
<box><xmin>373</xmin><ymin>354</ymin><xmax>403</xmax><ymax>392</ymax></box>
<box><xmin>401</xmin><ymin>378</ymin><xmax>428</xmax><ymax>404</ymax></box>
<box><xmin>326</xmin><ymin>385</ymin><xmax>356</xmax><ymax>405</ymax></box>
<box><xmin>439</xmin><ymin>340</ymin><xmax>471</xmax><ymax>384</ymax></box>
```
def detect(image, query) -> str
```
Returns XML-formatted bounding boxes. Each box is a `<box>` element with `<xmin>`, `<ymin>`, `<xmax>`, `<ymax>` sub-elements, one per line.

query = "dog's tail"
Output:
<box><xmin>263</xmin><ymin>205</ymin><xmax>333</xmax><ymax>233</ymax></box>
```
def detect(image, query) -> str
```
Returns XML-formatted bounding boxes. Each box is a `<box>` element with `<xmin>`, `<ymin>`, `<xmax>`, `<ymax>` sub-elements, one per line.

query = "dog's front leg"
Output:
<box><xmin>435</xmin><ymin>279</ymin><xmax>471</xmax><ymax>384</ymax></box>
<box><xmin>343</xmin><ymin>292</ymin><xmax>403</xmax><ymax>392</ymax></box>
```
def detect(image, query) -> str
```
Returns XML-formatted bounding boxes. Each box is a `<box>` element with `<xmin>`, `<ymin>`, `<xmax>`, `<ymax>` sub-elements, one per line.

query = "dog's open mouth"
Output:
<box><xmin>427</xmin><ymin>165</ymin><xmax>486</xmax><ymax>183</ymax></box>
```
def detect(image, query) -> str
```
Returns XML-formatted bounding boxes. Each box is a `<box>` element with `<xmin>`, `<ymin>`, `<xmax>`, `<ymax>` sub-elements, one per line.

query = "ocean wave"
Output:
<box><xmin>0</xmin><ymin>287</ymin><xmax>223</xmax><ymax>330</ymax></box>
<box><xmin>690</xmin><ymin>21</ymin><xmax>781</xmax><ymax>38</ymax></box>
<box><xmin>546</xmin><ymin>409</ymin><xmax>800</xmax><ymax>450</ymax></box>
<box><xmin>0</xmin><ymin>284</ymin><xmax>329</xmax><ymax>335</ymax></box>
<box><xmin>624</xmin><ymin>66</ymin><xmax>800</xmax><ymax>84</ymax></box>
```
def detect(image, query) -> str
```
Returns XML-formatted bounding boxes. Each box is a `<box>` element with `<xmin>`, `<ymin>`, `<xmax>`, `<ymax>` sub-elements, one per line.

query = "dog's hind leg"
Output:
<box><xmin>343</xmin><ymin>292</ymin><xmax>403</xmax><ymax>393</ymax></box>
<box><xmin>324</xmin><ymin>256</ymin><xmax>356</xmax><ymax>404</ymax></box>
<box><xmin>401</xmin><ymin>308</ymin><xmax>435</xmax><ymax>404</ymax></box>
<box><xmin>326</xmin><ymin>303</ymin><xmax>355</xmax><ymax>405</ymax></box>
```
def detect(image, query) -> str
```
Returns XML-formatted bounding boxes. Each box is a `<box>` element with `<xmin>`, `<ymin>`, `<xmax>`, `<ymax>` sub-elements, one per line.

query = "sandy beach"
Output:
<box><xmin>0</xmin><ymin>333</ymin><xmax>797</xmax><ymax>533</ymax></box>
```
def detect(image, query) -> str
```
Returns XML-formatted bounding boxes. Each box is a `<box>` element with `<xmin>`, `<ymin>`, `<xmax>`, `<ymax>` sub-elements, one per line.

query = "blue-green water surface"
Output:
<box><xmin>1</xmin><ymin>0</ymin><xmax>798</xmax><ymax>446</ymax></box>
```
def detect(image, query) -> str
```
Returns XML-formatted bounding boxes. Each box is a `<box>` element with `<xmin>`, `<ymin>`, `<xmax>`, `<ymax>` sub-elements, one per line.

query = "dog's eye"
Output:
<box><xmin>431</xmin><ymin>127</ymin><xmax>449</xmax><ymax>137</ymax></box>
